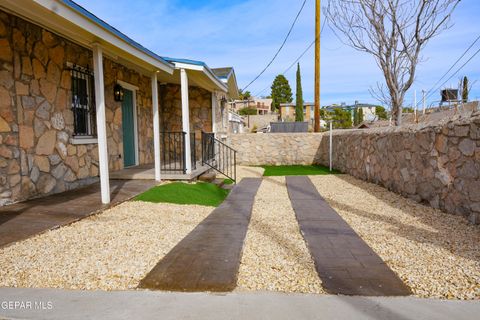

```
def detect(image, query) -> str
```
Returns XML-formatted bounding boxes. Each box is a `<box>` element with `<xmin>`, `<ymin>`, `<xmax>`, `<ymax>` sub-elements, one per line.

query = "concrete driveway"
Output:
<box><xmin>0</xmin><ymin>288</ymin><xmax>478</xmax><ymax>320</ymax></box>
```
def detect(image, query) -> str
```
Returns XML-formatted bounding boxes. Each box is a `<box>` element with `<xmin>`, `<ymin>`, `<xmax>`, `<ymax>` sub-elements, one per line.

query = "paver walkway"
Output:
<box><xmin>0</xmin><ymin>180</ymin><xmax>157</xmax><ymax>248</ymax></box>
<box><xmin>139</xmin><ymin>178</ymin><xmax>261</xmax><ymax>292</ymax></box>
<box><xmin>286</xmin><ymin>176</ymin><xmax>411</xmax><ymax>296</ymax></box>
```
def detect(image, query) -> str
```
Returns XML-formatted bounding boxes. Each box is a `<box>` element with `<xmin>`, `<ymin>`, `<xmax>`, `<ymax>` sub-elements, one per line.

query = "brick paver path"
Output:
<box><xmin>139</xmin><ymin>178</ymin><xmax>262</xmax><ymax>292</ymax></box>
<box><xmin>286</xmin><ymin>176</ymin><xmax>411</xmax><ymax>296</ymax></box>
<box><xmin>0</xmin><ymin>180</ymin><xmax>157</xmax><ymax>248</ymax></box>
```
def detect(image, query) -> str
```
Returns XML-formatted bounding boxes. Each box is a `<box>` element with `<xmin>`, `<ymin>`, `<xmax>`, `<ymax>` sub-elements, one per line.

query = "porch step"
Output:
<box><xmin>109</xmin><ymin>164</ymin><xmax>211</xmax><ymax>181</ymax></box>
<box><xmin>198</xmin><ymin>171</ymin><xmax>216</xmax><ymax>183</ymax></box>
<box><xmin>211</xmin><ymin>178</ymin><xmax>235</xmax><ymax>190</ymax></box>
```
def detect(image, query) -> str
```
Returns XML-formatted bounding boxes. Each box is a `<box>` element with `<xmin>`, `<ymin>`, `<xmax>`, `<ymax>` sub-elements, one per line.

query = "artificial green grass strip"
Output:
<box><xmin>261</xmin><ymin>165</ymin><xmax>340</xmax><ymax>176</ymax></box>
<box><xmin>223</xmin><ymin>178</ymin><xmax>234</xmax><ymax>185</ymax></box>
<box><xmin>135</xmin><ymin>182</ymin><xmax>229</xmax><ymax>207</ymax></box>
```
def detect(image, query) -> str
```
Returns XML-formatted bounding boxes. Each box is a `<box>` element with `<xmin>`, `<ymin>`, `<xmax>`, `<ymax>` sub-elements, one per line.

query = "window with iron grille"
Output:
<box><xmin>70</xmin><ymin>64</ymin><xmax>96</xmax><ymax>136</ymax></box>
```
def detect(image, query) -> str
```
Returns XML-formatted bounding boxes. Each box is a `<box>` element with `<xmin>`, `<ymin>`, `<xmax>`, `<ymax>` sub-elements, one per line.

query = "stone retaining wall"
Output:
<box><xmin>245</xmin><ymin>114</ymin><xmax>278</xmax><ymax>130</ymax></box>
<box><xmin>228</xmin><ymin>133</ymin><xmax>325</xmax><ymax>165</ymax></box>
<box><xmin>228</xmin><ymin>113</ymin><xmax>480</xmax><ymax>223</ymax></box>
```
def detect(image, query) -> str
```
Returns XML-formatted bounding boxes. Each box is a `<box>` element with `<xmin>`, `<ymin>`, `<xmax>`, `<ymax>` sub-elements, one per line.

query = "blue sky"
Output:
<box><xmin>76</xmin><ymin>0</ymin><xmax>480</xmax><ymax>107</ymax></box>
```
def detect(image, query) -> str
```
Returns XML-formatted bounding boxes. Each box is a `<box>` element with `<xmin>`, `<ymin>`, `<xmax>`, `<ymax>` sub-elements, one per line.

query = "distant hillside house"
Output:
<box><xmin>324</xmin><ymin>101</ymin><xmax>377</xmax><ymax>122</ymax></box>
<box><xmin>279</xmin><ymin>102</ymin><xmax>315</xmax><ymax>124</ymax></box>
<box><xmin>350</xmin><ymin>102</ymin><xmax>377</xmax><ymax>121</ymax></box>
<box><xmin>231</xmin><ymin>98</ymin><xmax>272</xmax><ymax>115</ymax></box>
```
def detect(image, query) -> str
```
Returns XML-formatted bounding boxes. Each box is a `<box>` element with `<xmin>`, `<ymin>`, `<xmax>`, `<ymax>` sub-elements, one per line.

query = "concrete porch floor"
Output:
<box><xmin>109</xmin><ymin>163</ymin><xmax>211</xmax><ymax>181</ymax></box>
<box><xmin>0</xmin><ymin>180</ymin><xmax>158</xmax><ymax>248</ymax></box>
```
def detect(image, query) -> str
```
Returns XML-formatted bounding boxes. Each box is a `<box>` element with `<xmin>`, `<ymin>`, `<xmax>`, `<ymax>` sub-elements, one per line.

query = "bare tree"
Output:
<box><xmin>325</xmin><ymin>0</ymin><xmax>460</xmax><ymax>125</ymax></box>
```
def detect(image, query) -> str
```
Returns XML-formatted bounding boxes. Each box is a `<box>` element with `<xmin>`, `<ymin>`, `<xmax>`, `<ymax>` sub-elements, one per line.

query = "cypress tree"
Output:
<box><xmin>462</xmin><ymin>76</ymin><xmax>469</xmax><ymax>103</ymax></box>
<box><xmin>295</xmin><ymin>63</ymin><xmax>304</xmax><ymax>122</ymax></box>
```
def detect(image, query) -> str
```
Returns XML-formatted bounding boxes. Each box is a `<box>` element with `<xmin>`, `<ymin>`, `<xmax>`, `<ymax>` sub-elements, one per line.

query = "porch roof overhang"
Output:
<box><xmin>162</xmin><ymin>57</ymin><xmax>229</xmax><ymax>94</ymax></box>
<box><xmin>0</xmin><ymin>0</ymin><xmax>174</xmax><ymax>75</ymax></box>
<box><xmin>212</xmin><ymin>67</ymin><xmax>239</xmax><ymax>100</ymax></box>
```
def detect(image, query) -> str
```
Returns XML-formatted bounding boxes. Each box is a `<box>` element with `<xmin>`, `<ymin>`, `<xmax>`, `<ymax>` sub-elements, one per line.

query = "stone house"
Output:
<box><xmin>0</xmin><ymin>0</ymin><xmax>238</xmax><ymax>206</ymax></box>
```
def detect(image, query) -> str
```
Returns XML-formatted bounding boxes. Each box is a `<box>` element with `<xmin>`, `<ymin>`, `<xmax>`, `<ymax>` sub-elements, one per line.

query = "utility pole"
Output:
<box><xmin>414</xmin><ymin>90</ymin><xmax>417</xmax><ymax>123</ymax></box>
<box><xmin>422</xmin><ymin>90</ymin><xmax>426</xmax><ymax>115</ymax></box>
<box><xmin>314</xmin><ymin>0</ymin><xmax>321</xmax><ymax>132</ymax></box>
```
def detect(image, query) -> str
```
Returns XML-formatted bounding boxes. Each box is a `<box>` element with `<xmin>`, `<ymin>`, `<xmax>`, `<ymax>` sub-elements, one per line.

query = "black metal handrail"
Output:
<box><xmin>201</xmin><ymin>132</ymin><xmax>237</xmax><ymax>183</ymax></box>
<box><xmin>190</xmin><ymin>132</ymin><xmax>196</xmax><ymax>171</ymax></box>
<box><xmin>160</xmin><ymin>131</ymin><xmax>197</xmax><ymax>173</ymax></box>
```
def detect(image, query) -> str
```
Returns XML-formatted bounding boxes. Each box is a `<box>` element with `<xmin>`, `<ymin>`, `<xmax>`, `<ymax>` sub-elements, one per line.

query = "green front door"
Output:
<box><xmin>122</xmin><ymin>89</ymin><xmax>136</xmax><ymax>167</ymax></box>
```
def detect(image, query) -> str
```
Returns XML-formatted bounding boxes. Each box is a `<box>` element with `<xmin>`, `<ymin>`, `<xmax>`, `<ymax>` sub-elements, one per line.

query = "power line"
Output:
<box><xmin>253</xmin><ymin>41</ymin><xmax>314</xmax><ymax>97</ymax></box>
<box><xmin>242</xmin><ymin>0</ymin><xmax>307</xmax><ymax>91</ymax></box>
<box><xmin>425</xmin><ymin>45</ymin><xmax>480</xmax><ymax>101</ymax></box>
<box><xmin>417</xmin><ymin>34</ymin><xmax>480</xmax><ymax>106</ymax></box>
<box><xmin>254</xmin><ymin>19</ymin><xmax>326</xmax><ymax>97</ymax></box>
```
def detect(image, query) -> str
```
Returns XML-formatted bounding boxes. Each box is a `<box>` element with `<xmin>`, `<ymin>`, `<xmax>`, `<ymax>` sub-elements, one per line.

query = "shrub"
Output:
<box><xmin>239</xmin><ymin>107</ymin><xmax>257</xmax><ymax>116</ymax></box>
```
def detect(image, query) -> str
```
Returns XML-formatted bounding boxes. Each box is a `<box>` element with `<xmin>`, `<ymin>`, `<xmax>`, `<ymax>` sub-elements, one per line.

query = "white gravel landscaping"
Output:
<box><xmin>0</xmin><ymin>201</ymin><xmax>212</xmax><ymax>290</ymax></box>
<box><xmin>237</xmin><ymin>176</ymin><xmax>324</xmax><ymax>294</ymax></box>
<box><xmin>2</xmin><ymin>167</ymin><xmax>476</xmax><ymax>299</ymax></box>
<box><xmin>310</xmin><ymin>175</ymin><xmax>480</xmax><ymax>300</ymax></box>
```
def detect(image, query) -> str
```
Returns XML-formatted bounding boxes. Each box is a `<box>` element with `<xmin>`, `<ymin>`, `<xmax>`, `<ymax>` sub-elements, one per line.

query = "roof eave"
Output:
<box><xmin>2</xmin><ymin>0</ymin><xmax>174</xmax><ymax>74</ymax></box>
<box><xmin>170</xmin><ymin>61</ymin><xmax>228</xmax><ymax>92</ymax></box>
<box><xmin>228</xmin><ymin>69</ymin><xmax>239</xmax><ymax>99</ymax></box>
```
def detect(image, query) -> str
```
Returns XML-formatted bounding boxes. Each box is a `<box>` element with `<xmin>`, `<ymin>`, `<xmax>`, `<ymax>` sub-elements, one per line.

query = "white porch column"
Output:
<box><xmin>180</xmin><ymin>68</ymin><xmax>192</xmax><ymax>174</ymax></box>
<box><xmin>151</xmin><ymin>72</ymin><xmax>161</xmax><ymax>181</ymax></box>
<box><xmin>92</xmin><ymin>44</ymin><xmax>110</xmax><ymax>204</ymax></box>
<box><xmin>211</xmin><ymin>91</ymin><xmax>217</xmax><ymax>134</ymax></box>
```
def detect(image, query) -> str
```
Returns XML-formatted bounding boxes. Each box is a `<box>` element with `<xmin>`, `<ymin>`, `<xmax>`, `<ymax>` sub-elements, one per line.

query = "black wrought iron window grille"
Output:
<box><xmin>70</xmin><ymin>64</ymin><xmax>96</xmax><ymax>137</ymax></box>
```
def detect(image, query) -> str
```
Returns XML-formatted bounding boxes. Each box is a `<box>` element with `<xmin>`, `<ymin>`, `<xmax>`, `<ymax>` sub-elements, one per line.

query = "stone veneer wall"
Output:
<box><xmin>160</xmin><ymin>84</ymin><xmax>213</xmax><ymax>160</ymax></box>
<box><xmin>0</xmin><ymin>9</ymin><xmax>218</xmax><ymax>205</ymax></box>
<box><xmin>104</xmin><ymin>59</ymin><xmax>154</xmax><ymax>171</ymax></box>
<box><xmin>228</xmin><ymin>113</ymin><xmax>480</xmax><ymax>223</ymax></box>
<box><xmin>0</xmin><ymin>10</ymin><xmax>155</xmax><ymax>205</ymax></box>
<box><xmin>213</xmin><ymin>94</ymin><xmax>227</xmax><ymax>137</ymax></box>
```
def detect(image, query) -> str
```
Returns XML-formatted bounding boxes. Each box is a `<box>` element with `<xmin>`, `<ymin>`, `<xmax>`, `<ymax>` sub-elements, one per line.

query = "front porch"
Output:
<box><xmin>109</xmin><ymin>130</ymin><xmax>218</xmax><ymax>181</ymax></box>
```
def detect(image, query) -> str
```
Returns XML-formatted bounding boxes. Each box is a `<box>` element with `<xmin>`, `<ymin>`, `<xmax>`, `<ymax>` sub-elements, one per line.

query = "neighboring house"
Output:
<box><xmin>348</xmin><ymin>101</ymin><xmax>377</xmax><ymax>121</ymax></box>
<box><xmin>254</xmin><ymin>98</ymin><xmax>272</xmax><ymax>115</ymax></box>
<box><xmin>228</xmin><ymin>111</ymin><xmax>245</xmax><ymax>134</ymax></box>
<box><xmin>211</xmin><ymin>67</ymin><xmax>239</xmax><ymax>139</ymax></box>
<box><xmin>0</xmin><ymin>0</ymin><xmax>238</xmax><ymax>206</ymax></box>
<box><xmin>231</xmin><ymin>97</ymin><xmax>272</xmax><ymax>115</ymax></box>
<box><xmin>279</xmin><ymin>102</ymin><xmax>315</xmax><ymax>127</ymax></box>
<box><xmin>325</xmin><ymin>101</ymin><xmax>377</xmax><ymax>121</ymax></box>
